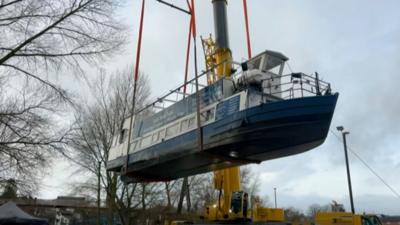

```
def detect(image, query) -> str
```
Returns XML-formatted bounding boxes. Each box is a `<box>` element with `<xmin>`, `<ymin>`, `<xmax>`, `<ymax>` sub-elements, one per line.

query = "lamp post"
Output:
<box><xmin>336</xmin><ymin>126</ymin><xmax>355</xmax><ymax>214</ymax></box>
<box><xmin>274</xmin><ymin>188</ymin><xmax>277</xmax><ymax>208</ymax></box>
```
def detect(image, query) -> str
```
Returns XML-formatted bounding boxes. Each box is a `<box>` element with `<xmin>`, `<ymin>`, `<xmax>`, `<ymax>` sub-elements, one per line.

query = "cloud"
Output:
<box><xmin>39</xmin><ymin>0</ymin><xmax>400</xmax><ymax>215</ymax></box>
<box><xmin>120</xmin><ymin>2</ymin><xmax>400</xmax><ymax>215</ymax></box>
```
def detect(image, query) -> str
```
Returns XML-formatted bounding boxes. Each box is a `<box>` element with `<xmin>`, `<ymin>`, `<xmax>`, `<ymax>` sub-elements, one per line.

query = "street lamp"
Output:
<box><xmin>336</xmin><ymin>126</ymin><xmax>355</xmax><ymax>214</ymax></box>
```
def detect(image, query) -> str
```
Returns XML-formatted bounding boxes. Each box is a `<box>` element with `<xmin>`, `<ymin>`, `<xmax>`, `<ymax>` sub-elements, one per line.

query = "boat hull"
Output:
<box><xmin>107</xmin><ymin>93</ymin><xmax>338</xmax><ymax>182</ymax></box>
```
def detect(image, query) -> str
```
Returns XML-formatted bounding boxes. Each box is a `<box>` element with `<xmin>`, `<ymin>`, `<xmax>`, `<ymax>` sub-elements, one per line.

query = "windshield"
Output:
<box><xmin>362</xmin><ymin>216</ymin><xmax>382</xmax><ymax>225</ymax></box>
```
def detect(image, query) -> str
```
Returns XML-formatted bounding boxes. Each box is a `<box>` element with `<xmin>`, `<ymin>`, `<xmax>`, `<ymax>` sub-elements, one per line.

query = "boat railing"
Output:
<box><xmin>135</xmin><ymin>60</ymin><xmax>229</xmax><ymax>115</ymax></box>
<box><xmin>261</xmin><ymin>72</ymin><xmax>332</xmax><ymax>100</ymax></box>
<box><xmin>135</xmin><ymin>61</ymin><xmax>331</xmax><ymax>116</ymax></box>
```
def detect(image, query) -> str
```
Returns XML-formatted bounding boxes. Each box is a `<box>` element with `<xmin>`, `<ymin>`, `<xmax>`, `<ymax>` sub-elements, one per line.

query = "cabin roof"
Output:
<box><xmin>261</xmin><ymin>49</ymin><xmax>289</xmax><ymax>61</ymax></box>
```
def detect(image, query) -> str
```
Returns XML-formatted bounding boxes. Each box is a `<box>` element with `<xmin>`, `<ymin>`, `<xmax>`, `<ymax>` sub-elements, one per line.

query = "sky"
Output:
<box><xmin>41</xmin><ymin>0</ymin><xmax>400</xmax><ymax>215</ymax></box>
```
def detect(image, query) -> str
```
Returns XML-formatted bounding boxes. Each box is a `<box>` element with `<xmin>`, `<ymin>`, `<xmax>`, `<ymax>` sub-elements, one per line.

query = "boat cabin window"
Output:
<box><xmin>188</xmin><ymin>117</ymin><xmax>196</xmax><ymax>129</ymax></box>
<box><xmin>180</xmin><ymin>119</ymin><xmax>189</xmax><ymax>132</ymax></box>
<box><xmin>158</xmin><ymin>129</ymin><xmax>166</xmax><ymax>141</ymax></box>
<box><xmin>201</xmin><ymin>108</ymin><xmax>215</xmax><ymax>123</ymax></box>
<box><xmin>152</xmin><ymin>132</ymin><xmax>159</xmax><ymax>143</ymax></box>
<box><xmin>166</xmin><ymin>123</ymin><xmax>179</xmax><ymax>138</ymax></box>
<box><xmin>132</xmin><ymin>141</ymin><xmax>138</xmax><ymax>151</ymax></box>
<box><xmin>141</xmin><ymin>135</ymin><xmax>152</xmax><ymax>148</ymax></box>
<box><xmin>119</xmin><ymin>129</ymin><xmax>128</xmax><ymax>144</ymax></box>
<box><xmin>130</xmin><ymin>128</ymin><xmax>135</xmax><ymax>141</ymax></box>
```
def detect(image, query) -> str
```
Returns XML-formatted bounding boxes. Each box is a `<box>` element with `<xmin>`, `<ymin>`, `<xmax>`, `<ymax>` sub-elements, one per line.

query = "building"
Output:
<box><xmin>0</xmin><ymin>196</ymin><xmax>105</xmax><ymax>225</ymax></box>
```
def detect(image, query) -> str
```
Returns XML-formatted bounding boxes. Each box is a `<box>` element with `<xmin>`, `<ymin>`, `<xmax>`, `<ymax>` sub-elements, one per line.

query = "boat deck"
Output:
<box><xmin>106</xmin><ymin>50</ymin><xmax>338</xmax><ymax>183</ymax></box>
<box><xmin>109</xmin><ymin>93</ymin><xmax>338</xmax><ymax>182</ymax></box>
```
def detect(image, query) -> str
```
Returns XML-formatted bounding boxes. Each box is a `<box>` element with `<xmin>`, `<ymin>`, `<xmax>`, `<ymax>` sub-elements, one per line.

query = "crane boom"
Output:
<box><xmin>203</xmin><ymin>1</ymin><xmax>285</xmax><ymax>221</ymax></box>
<box><xmin>211</xmin><ymin>0</ymin><xmax>240</xmax><ymax>219</ymax></box>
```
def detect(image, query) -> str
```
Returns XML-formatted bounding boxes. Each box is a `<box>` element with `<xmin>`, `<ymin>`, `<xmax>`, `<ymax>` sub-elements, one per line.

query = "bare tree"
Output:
<box><xmin>285</xmin><ymin>206</ymin><xmax>307</xmax><ymax>222</ymax></box>
<box><xmin>0</xmin><ymin>179</ymin><xmax>17</xmax><ymax>198</ymax></box>
<box><xmin>0</xmin><ymin>0</ymin><xmax>127</xmax><ymax>195</ymax></box>
<box><xmin>180</xmin><ymin>166</ymin><xmax>266</xmax><ymax>214</ymax></box>
<box><xmin>0</xmin><ymin>81</ymin><xmax>72</xmax><ymax>195</ymax></box>
<box><xmin>187</xmin><ymin>173</ymin><xmax>215</xmax><ymax>213</ymax></box>
<box><xmin>240</xmin><ymin>166</ymin><xmax>255</xmax><ymax>194</ymax></box>
<box><xmin>0</xmin><ymin>0</ymin><xmax>127</xmax><ymax>99</ymax></box>
<box><xmin>239</xmin><ymin>166</ymin><xmax>270</xmax><ymax>209</ymax></box>
<box><xmin>69</xmin><ymin>66</ymin><xmax>152</xmax><ymax>225</ymax></box>
<box><xmin>177</xmin><ymin>177</ymin><xmax>190</xmax><ymax>214</ymax></box>
<box><xmin>307</xmin><ymin>203</ymin><xmax>331</xmax><ymax>218</ymax></box>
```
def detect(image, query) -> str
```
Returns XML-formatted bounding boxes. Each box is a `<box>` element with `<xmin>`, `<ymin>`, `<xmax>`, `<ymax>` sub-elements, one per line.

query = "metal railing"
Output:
<box><xmin>135</xmin><ymin>62</ymin><xmax>332</xmax><ymax>116</ymax></box>
<box><xmin>261</xmin><ymin>72</ymin><xmax>331</xmax><ymax>100</ymax></box>
<box><xmin>135</xmin><ymin>61</ymin><xmax>225</xmax><ymax>115</ymax></box>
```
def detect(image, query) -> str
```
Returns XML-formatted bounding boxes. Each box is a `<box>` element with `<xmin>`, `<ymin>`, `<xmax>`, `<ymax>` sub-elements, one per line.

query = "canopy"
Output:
<box><xmin>0</xmin><ymin>202</ymin><xmax>48</xmax><ymax>225</ymax></box>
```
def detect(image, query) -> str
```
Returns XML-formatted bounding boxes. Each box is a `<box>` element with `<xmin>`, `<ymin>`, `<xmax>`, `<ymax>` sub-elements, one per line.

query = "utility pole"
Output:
<box><xmin>274</xmin><ymin>188</ymin><xmax>277</xmax><ymax>208</ymax></box>
<box><xmin>336</xmin><ymin>126</ymin><xmax>355</xmax><ymax>214</ymax></box>
<box><xmin>97</xmin><ymin>161</ymin><xmax>101</xmax><ymax>225</ymax></box>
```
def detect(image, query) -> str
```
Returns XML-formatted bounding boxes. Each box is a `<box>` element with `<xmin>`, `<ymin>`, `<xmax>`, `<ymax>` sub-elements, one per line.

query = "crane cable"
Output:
<box><xmin>189</xmin><ymin>0</ymin><xmax>203</xmax><ymax>152</ymax></box>
<box><xmin>242</xmin><ymin>0</ymin><xmax>252</xmax><ymax>59</ymax></box>
<box><xmin>124</xmin><ymin>0</ymin><xmax>146</xmax><ymax>175</ymax></box>
<box><xmin>183</xmin><ymin>0</ymin><xmax>193</xmax><ymax>95</ymax></box>
<box><xmin>329</xmin><ymin>130</ymin><xmax>400</xmax><ymax>199</ymax></box>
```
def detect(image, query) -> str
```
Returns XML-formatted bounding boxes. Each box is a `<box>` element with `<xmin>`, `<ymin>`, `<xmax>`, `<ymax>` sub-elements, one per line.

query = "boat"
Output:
<box><xmin>106</xmin><ymin>49</ymin><xmax>338</xmax><ymax>182</ymax></box>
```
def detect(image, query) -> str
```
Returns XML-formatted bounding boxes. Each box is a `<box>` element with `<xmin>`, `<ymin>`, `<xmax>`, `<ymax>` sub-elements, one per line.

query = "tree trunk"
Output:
<box><xmin>141</xmin><ymin>183</ymin><xmax>147</xmax><ymax>211</ymax></box>
<box><xmin>186</xmin><ymin>179</ymin><xmax>191</xmax><ymax>212</ymax></box>
<box><xmin>106</xmin><ymin>174</ymin><xmax>118</xmax><ymax>225</ymax></box>
<box><xmin>97</xmin><ymin>162</ymin><xmax>101</xmax><ymax>225</ymax></box>
<box><xmin>165</xmin><ymin>182</ymin><xmax>171</xmax><ymax>208</ymax></box>
<box><xmin>177</xmin><ymin>177</ymin><xmax>188</xmax><ymax>214</ymax></box>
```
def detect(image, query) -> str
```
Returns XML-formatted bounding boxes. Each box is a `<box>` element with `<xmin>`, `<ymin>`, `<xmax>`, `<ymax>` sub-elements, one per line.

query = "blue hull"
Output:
<box><xmin>107</xmin><ymin>94</ymin><xmax>338</xmax><ymax>182</ymax></box>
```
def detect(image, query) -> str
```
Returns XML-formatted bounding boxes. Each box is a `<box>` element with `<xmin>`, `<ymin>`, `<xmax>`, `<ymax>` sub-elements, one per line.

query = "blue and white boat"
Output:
<box><xmin>107</xmin><ymin>50</ymin><xmax>338</xmax><ymax>182</ymax></box>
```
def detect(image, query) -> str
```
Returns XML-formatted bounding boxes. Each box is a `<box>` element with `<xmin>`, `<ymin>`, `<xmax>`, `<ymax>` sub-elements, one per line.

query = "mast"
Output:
<box><xmin>212</xmin><ymin>0</ymin><xmax>232</xmax><ymax>78</ymax></box>
<box><xmin>212</xmin><ymin>0</ymin><xmax>240</xmax><ymax>219</ymax></box>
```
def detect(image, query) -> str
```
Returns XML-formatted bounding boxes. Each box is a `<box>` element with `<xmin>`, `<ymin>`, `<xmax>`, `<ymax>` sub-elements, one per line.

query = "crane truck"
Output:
<box><xmin>315</xmin><ymin>203</ymin><xmax>382</xmax><ymax>225</ymax></box>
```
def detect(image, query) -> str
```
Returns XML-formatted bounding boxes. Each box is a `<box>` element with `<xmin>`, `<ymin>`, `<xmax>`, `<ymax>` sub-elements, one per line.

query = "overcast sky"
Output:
<box><xmin>40</xmin><ymin>0</ymin><xmax>400</xmax><ymax>215</ymax></box>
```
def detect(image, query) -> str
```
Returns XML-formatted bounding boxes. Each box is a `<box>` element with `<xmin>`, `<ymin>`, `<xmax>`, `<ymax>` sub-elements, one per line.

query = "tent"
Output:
<box><xmin>0</xmin><ymin>202</ymin><xmax>48</xmax><ymax>225</ymax></box>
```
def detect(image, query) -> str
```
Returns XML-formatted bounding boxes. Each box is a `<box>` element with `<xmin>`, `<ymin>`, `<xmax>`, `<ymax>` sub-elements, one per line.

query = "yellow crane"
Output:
<box><xmin>314</xmin><ymin>202</ymin><xmax>382</xmax><ymax>225</ymax></box>
<box><xmin>315</xmin><ymin>212</ymin><xmax>382</xmax><ymax>225</ymax></box>
<box><xmin>199</xmin><ymin>1</ymin><xmax>285</xmax><ymax>222</ymax></box>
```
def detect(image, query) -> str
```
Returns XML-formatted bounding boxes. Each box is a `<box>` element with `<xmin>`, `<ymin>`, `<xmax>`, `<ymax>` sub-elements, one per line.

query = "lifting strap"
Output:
<box><xmin>124</xmin><ymin>0</ymin><xmax>146</xmax><ymax>175</ymax></box>
<box><xmin>243</xmin><ymin>0</ymin><xmax>252</xmax><ymax>59</ymax></box>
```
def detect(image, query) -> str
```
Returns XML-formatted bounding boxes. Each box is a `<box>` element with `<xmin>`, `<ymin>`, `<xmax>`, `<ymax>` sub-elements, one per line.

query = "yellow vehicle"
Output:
<box><xmin>315</xmin><ymin>212</ymin><xmax>382</xmax><ymax>225</ymax></box>
<box><xmin>204</xmin><ymin>167</ymin><xmax>285</xmax><ymax>222</ymax></box>
<box><xmin>201</xmin><ymin>1</ymin><xmax>286</xmax><ymax>223</ymax></box>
